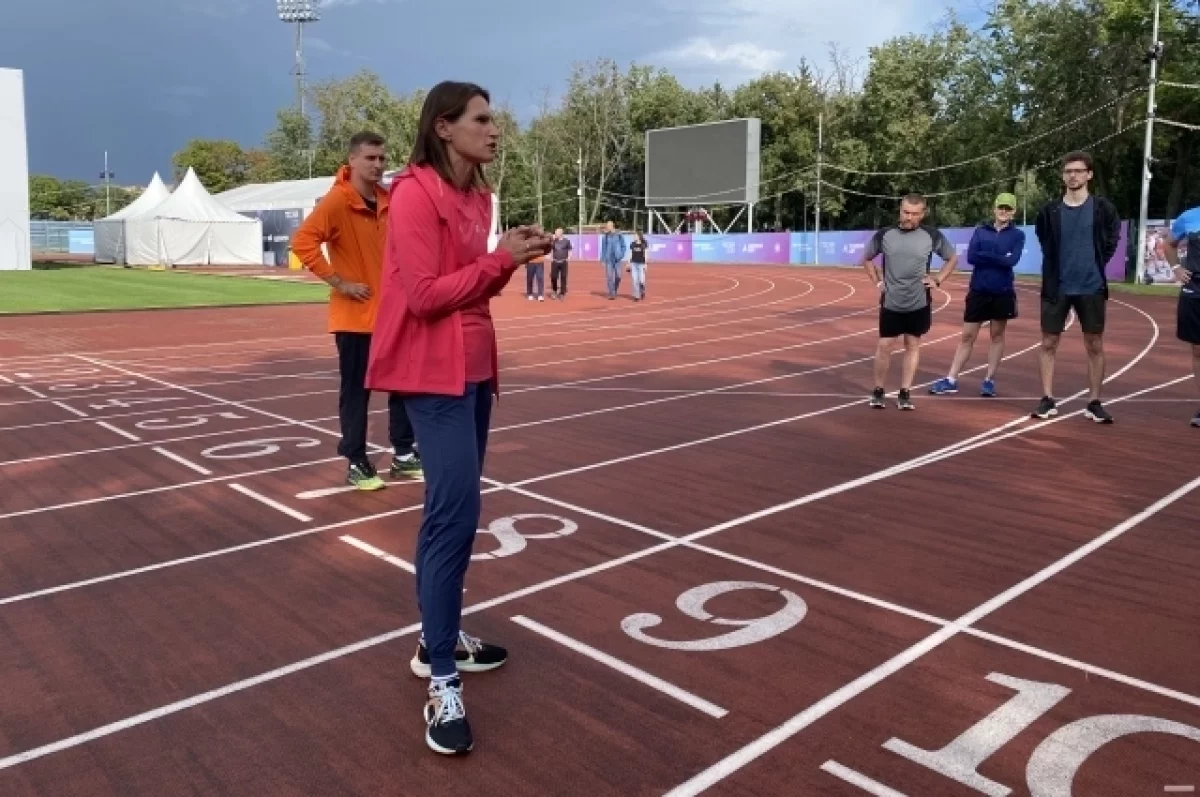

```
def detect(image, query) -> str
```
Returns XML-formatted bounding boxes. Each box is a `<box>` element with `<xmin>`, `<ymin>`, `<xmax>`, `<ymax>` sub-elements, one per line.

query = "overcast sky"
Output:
<box><xmin>3</xmin><ymin>0</ymin><xmax>970</xmax><ymax>184</ymax></box>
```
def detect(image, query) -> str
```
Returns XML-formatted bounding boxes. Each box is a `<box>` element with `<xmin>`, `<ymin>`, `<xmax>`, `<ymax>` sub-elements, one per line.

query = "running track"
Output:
<box><xmin>0</xmin><ymin>263</ymin><xmax>1196</xmax><ymax>796</ymax></box>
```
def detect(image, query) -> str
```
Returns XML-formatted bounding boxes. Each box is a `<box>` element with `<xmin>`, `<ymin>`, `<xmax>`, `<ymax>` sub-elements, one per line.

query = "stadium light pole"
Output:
<box><xmin>577</xmin><ymin>148</ymin><xmax>585</xmax><ymax>234</ymax></box>
<box><xmin>1134</xmin><ymin>0</ymin><xmax>1161</xmax><ymax>284</ymax></box>
<box><xmin>277</xmin><ymin>0</ymin><xmax>321</xmax><ymax>118</ymax></box>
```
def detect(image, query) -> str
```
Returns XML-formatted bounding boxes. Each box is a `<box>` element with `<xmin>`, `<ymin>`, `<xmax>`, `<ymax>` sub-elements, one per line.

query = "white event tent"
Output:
<box><xmin>124</xmin><ymin>168</ymin><xmax>262</xmax><ymax>266</ymax></box>
<box><xmin>93</xmin><ymin>172</ymin><xmax>171</xmax><ymax>264</ymax></box>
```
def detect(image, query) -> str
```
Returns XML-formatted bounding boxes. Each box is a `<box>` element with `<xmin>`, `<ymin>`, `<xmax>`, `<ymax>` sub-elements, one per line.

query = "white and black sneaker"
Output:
<box><xmin>869</xmin><ymin>387</ymin><xmax>886</xmax><ymax>409</ymax></box>
<box><xmin>1191</xmin><ymin>409</ymin><xmax>1200</xmax><ymax>428</ymax></box>
<box><xmin>1032</xmin><ymin>396</ymin><xmax>1058</xmax><ymax>419</ymax></box>
<box><xmin>410</xmin><ymin>631</ymin><xmax>508</xmax><ymax>678</ymax></box>
<box><xmin>897</xmin><ymin>389</ymin><xmax>915</xmax><ymax>410</ymax></box>
<box><xmin>1084</xmin><ymin>400</ymin><xmax>1114</xmax><ymax>424</ymax></box>
<box><xmin>424</xmin><ymin>677</ymin><xmax>472</xmax><ymax>755</ymax></box>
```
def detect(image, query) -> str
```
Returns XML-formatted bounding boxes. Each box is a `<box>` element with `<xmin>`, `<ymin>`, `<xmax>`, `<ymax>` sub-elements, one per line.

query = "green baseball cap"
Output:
<box><xmin>994</xmin><ymin>193</ymin><xmax>1017</xmax><ymax>209</ymax></box>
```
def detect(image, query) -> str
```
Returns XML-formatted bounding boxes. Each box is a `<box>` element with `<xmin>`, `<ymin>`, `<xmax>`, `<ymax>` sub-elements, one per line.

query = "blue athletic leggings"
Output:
<box><xmin>404</xmin><ymin>380</ymin><xmax>493</xmax><ymax>678</ymax></box>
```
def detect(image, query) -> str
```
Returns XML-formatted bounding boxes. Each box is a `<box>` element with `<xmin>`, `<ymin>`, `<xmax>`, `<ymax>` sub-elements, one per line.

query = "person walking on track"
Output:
<box><xmin>929</xmin><ymin>193</ymin><xmax>1025</xmax><ymax>397</ymax></box>
<box><xmin>861</xmin><ymin>193</ymin><xmax>959</xmax><ymax>410</ymax></box>
<box><xmin>291</xmin><ymin>131</ymin><xmax>422</xmax><ymax>491</ymax></box>
<box><xmin>365</xmin><ymin>81</ymin><xmax>552</xmax><ymax>756</ymax></box>
<box><xmin>549</xmin><ymin>227</ymin><xmax>571</xmax><ymax>299</ymax></box>
<box><xmin>1030</xmin><ymin>150</ymin><xmax>1122</xmax><ymax>424</ymax></box>
<box><xmin>628</xmin><ymin>231</ymin><xmax>648</xmax><ymax>301</ymax></box>
<box><xmin>525</xmin><ymin>250</ymin><xmax>545</xmax><ymax>301</ymax></box>
<box><xmin>600</xmin><ymin>220</ymin><xmax>626</xmax><ymax>300</ymax></box>
<box><xmin>1162</xmin><ymin>203</ymin><xmax>1200</xmax><ymax>427</ymax></box>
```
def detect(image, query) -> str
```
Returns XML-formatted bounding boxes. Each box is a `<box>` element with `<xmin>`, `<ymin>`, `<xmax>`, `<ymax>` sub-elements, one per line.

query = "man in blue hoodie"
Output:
<box><xmin>930</xmin><ymin>193</ymin><xmax>1025</xmax><ymax>397</ymax></box>
<box><xmin>600</xmin><ymin>221</ymin><xmax>627</xmax><ymax>300</ymax></box>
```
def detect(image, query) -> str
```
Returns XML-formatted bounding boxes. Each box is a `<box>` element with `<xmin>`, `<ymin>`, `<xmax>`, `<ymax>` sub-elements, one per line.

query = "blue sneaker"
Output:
<box><xmin>929</xmin><ymin>377</ymin><xmax>958</xmax><ymax>395</ymax></box>
<box><xmin>980</xmin><ymin>378</ymin><xmax>996</xmax><ymax>397</ymax></box>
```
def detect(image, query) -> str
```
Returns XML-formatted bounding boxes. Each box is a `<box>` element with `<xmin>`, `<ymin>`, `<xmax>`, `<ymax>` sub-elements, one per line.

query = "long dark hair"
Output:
<box><xmin>410</xmin><ymin>81</ymin><xmax>491</xmax><ymax>190</ymax></box>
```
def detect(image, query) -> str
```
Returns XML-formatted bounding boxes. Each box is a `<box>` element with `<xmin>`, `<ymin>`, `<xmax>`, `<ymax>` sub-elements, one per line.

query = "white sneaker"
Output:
<box><xmin>538</xmin><ymin>296</ymin><xmax>545</xmax><ymax>302</ymax></box>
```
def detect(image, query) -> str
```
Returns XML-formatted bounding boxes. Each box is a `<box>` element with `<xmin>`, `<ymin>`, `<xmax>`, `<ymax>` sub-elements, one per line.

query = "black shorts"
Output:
<box><xmin>1041</xmin><ymin>293</ymin><xmax>1106</xmax><ymax>335</ymax></box>
<box><xmin>880</xmin><ymin>304</ymin><xmax>933</xmax><ymax>338</ymax></box>
<box><xmin>1178</xmin><ymin>288</ymin><xmax>1200</xmax><ymax>344</ymax></box>
<box><xmin>964</xmin><ymin>291</ymin><xmax>1017</xmax><ymax>324</ymax></box>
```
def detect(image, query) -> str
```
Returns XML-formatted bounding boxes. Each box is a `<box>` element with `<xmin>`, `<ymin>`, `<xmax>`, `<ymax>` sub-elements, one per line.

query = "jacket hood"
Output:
<box><xmin>393</xmin><ymin>163</ymin><xmax>488</xmax><ymax>224</ymax></box>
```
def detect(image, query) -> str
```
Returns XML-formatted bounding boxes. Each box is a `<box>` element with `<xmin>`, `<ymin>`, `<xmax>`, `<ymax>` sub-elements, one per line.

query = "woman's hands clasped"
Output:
<box><xmin>498</xmin><ymin>225</ymin><xmax>553</xmax><ymax>265</ymax></box>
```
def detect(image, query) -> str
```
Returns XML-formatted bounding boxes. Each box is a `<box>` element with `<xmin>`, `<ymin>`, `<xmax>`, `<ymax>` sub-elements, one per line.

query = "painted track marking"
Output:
<box><xmin>511</xmin><ymin>615</ymin><xmax>729</xmax><ymax>719</ymax></box>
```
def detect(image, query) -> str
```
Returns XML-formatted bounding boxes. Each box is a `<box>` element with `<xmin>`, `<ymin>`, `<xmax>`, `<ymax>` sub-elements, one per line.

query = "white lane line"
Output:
<box><xmin>298</xmin><ymin>485</ymin><xmax>361</xmax><ymax>499</ymax></box>
<box><xmin>340</xmin><ymin>535</ymin><xmax>416</xmax><ymax>573</ymax></box>
<box><xmin>0</xmin><ymin>374</ymin><xmax>12</xmax><ymax>384</ymax></box>
<box><xmin>662</xmin><ymin>473</ymin><xmax>1200</xmax><ymax>796</ymax></box>
<box><xmin>228</xmin><ymin>484</ymin><xmax>312</xmax><ymax>523</ymax></box>
<box><xmin>19</xmin><ymin>385</ymin><xmax>47</xmax><ymax>399</ymax></box>
<box><xmin>52</xmin><ymin>401</ymin><xmax>89</xmax><ymax>418</ymax></box>
<box><xmin>151</xmin><ymin>447</ymin><xmax>213</xmax><ymax>476</ymax></box>
<box><xmin>511</xmin><ymin>615</ymin><xmax>728</xmax><ymax>719</ymax></box>
<box><xmin>820</xmin><ymin>762</ymin><xmax>908</xmax><ymax>796</ymax></box>
<box><xmin>94</xmin><ymin>421</ymin><xmax>141</xmax><ymax>442</ymax></box>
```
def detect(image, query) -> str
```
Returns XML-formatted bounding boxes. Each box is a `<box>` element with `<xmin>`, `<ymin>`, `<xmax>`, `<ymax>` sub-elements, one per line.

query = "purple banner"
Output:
<box><xmin>559</xmin><ymin>222</ymin><xmax>1131</xmax><ymax>279</ymax></box>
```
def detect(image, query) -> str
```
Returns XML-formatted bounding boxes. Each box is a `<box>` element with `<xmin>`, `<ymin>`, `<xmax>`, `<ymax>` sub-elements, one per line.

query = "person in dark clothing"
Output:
<box><xmin>628</xmin><ymin>231</ymin><xmax>648</xmax><ymax>300</ymax></box>
<box><xmin>549</xmin><ymin>228</ymin><xmax>571</xmax><ymax>299</ymax></box>
<box><xmin>1031</xmin><ymin>151</ymin><xmax>1122</xmax><ymax>424</ymax></box>
<box><xmin>1162</xmin><ymin>204</ymin><xmax>1200</xmax><ymax>427</ymax></box>
<box><xmin>929</xmin><ymin>193</ymin><xmax>1025</xmax><ymax>397</ymax></box>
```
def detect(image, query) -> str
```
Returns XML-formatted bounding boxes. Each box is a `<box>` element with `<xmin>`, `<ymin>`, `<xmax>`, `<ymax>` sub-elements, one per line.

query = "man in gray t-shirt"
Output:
<box><xmin>860</xmin><ymin>193</ymin><xmax>958</xmax><ymax>410</ymax></box>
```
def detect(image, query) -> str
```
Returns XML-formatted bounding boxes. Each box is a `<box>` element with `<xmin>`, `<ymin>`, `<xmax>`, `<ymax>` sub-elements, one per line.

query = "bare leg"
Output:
<box><xmin>874</xmin><ymin>337</ymin><xmax>896</xmax><ymax>389</ymax></box>
<box><xmin>946</xmin><ymin>323</ymin><xmax>981</xmax><ymax>381</ymax></box>
<box><xmin>1039</xmin><ymin>333</ymin><xmax>1061</xmax><ymax>397</ymax></box>
<box><xmin>901</xmin><ymin>335</ymin><xmax>922</xmax><ymax>389</ymax></box>
<box><xmin>986</xmin><ymin>319</ymin><xmax>1008</xmax><ymax>379</ymax></box>
<box><xmin>1084</xmin><ymin>332</ymin><xmax>1105</xmax><ymax>401</ymax></box>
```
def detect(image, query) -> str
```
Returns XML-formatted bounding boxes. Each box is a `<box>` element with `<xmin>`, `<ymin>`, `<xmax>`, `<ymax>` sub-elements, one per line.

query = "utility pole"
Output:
<box><xmin>577</xmin><ymin>147</ymin><xmax>585</xmax><ymax>234</ymax></box>
<box><xmin>814</xmin><ymin>111</ymin><xmax>823</xmax><ymax>265</ymax></box>
<box><xmin>100</xmin><ymin>151</ymin><xmax>114</xmax><ymax>216</ymax></box>
<box><xmin>1134</xmin><ymin>0</ymin><xmax>1162</xmax><ymax>284</ymax></box>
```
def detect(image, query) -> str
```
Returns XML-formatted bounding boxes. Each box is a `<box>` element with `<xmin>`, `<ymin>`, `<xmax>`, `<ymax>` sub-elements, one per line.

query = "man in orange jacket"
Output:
<box><xmin>291</xmin><ymin>131</ymin><xmax>421</xmax><ymax>491</ymax></box>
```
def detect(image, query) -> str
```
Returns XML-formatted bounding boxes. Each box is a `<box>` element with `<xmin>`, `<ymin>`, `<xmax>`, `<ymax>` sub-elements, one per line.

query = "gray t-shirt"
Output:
<box><xmin>864</xmin><ymin>225</ymin><xmax>957</xmax><ymax>312</ymax></box>
<box><xmin>1058</xmin><ymin>197</ymin><xmax>1103</xmax><ymax>296</ymax></box>
<box><xmin>551</xmin><ymin>237</ymin><xmax>572</xmax><ymax>261</ymax></box>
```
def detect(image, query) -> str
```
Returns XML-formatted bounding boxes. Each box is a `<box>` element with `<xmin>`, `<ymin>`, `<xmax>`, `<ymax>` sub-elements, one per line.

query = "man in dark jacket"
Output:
<box><xmin>1031</xmin><ymin>150</ymin><xmax>1122</xmax><ymax>424</ymax></box>
<box><xmin>929</xmin><ymin>193</ymin><xmax>1025</xmax><ymax>397</ymax></box>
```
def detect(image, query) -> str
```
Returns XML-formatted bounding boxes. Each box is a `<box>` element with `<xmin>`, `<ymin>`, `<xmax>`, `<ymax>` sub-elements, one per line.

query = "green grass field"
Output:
<box><xmin>0</xmin><ymin>267</ymin><xmax>328</xmax><ymax>314</ymax></box>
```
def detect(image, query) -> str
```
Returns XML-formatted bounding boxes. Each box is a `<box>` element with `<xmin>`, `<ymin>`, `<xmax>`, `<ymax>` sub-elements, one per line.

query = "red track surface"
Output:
<box><xmin>0</xmin><ymin>263</ymin><xmax>1196</xmax><ymax>796</ymax></box>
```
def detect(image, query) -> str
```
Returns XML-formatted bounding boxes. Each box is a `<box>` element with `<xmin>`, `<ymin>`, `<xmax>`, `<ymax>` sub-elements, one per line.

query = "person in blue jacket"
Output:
<box><xmin>929</xmin><ymin>193</ymin><xmax>1025</xmax><ymax>397</ymax></box>
<box><xmin>1162</xmin><ymin>204</ymin><xmax>1200</xmax><ymax>427</ymax></box>
<box><xmin>599</xmin><ymin>220</ymin><xmax>627</xmax><ymax>300</ymax></box>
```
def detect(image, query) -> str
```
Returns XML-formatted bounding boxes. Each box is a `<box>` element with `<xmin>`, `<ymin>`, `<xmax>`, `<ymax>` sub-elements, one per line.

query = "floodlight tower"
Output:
<box><xmin>277</xmin><ymin>0</ymin><xmax>320</xmax><ymax>117</ymax></box>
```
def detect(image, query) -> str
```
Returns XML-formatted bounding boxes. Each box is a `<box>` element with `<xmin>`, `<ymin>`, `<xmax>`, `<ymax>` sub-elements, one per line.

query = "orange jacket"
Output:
<box><xmin>291</xmin><ymin>165</ymin><xmax>390</xmax><ymax>333</ymax></box>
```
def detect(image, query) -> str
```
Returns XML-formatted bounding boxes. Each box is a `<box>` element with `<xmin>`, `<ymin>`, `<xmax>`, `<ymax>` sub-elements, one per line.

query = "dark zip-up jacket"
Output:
<box><xmin>1033</xmin><ymin>195</ymin><xmax>1121</xmax><ymax>300</ymax></box>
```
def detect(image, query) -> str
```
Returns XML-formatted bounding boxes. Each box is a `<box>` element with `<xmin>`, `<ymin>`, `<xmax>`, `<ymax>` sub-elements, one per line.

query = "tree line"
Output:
<box><xmin>36</xmin><ymin>0</ymin><xmax>1200</xmax><ymax>232</ymax></box>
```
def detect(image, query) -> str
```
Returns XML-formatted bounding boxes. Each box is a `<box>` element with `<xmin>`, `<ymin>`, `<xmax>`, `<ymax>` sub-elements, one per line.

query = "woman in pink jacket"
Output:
<box><xmin>366</xmin><ymin>81</ymin><xmax>550</xmax><ymax>755</ymax></box>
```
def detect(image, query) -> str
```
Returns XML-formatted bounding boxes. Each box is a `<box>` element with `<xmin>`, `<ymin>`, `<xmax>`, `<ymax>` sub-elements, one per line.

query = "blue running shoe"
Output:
<box><xmin>929</xmin><ymin>377</ymin><xmax>958</xmax><ymax>395</ymax></box>
<box><xmin>980</xmin><ymin>378</ymin><xmax>996</xmax><ymax>397</ymax></box>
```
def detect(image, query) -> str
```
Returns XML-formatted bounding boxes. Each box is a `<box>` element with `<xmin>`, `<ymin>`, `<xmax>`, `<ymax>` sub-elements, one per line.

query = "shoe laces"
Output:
<box><xmin>457</xmin><ymin>631</ymin><xmax>482</xmax><ymax>654</ymax></box>
<box><xmin>427</xmin><ymin>680</ymin><xmax>466</xmax><ymax>725</ymax></box>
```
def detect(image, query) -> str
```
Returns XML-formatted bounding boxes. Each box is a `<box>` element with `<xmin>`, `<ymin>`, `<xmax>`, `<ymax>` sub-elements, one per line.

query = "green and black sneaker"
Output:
<box><xmin>347</xmin><ymin>460</ymin><xmax>386</xmax><ymax>491</ymax></box>
<box><xmin>390</xmin><ymin>451</ymin><xmax>424</xmax><ymax>480</ymax></box>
